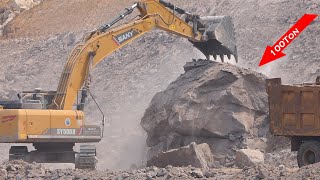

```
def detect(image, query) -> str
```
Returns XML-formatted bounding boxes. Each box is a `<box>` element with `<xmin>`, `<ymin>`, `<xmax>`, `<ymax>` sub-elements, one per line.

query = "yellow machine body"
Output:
<box><xmin>0</xmin><ymin>109</ymin><xmax>101</xmax><ymax>143</ymax></box>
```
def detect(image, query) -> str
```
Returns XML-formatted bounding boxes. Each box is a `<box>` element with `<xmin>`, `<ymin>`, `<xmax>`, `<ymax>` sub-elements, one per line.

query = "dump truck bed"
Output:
<box><xmin>267</xmin><ymin>78</ymin><xmax>320</xmax><ymax>136</ymax></box>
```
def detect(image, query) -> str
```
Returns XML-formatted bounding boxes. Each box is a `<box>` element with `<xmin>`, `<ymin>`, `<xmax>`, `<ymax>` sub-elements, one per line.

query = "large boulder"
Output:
<box><xmin>235</xmin><ymin>149</ymin><xmax>264</xmax><ymax>168</ymax></box>
<box><xmin>147</xmin><ymin>142</ymin><xmax>213</xmax><ymax>169</ymax></box>
<box><xmin>141</xmin><ymin>60</ymin><xmax>268</xmax><ymax>161</ymax></box>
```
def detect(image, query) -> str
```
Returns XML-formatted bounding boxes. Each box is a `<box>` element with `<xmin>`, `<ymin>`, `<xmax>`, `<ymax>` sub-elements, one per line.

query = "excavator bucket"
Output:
<box><xmin>191</xmin><ymin>16</ymin><xmax>238</xmax><ymax>62</ymax></box>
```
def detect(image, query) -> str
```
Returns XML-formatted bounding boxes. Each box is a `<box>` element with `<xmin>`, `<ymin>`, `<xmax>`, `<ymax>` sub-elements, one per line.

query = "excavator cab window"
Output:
<box><xmin>0</xmin><ymin>100</ymin><xmax>23</xmax><ymax>109</ymax></box>
<box><xmin>18</xmin><ymin>90</ymin><xmax>56</xmax><ymax>109</ymax></box>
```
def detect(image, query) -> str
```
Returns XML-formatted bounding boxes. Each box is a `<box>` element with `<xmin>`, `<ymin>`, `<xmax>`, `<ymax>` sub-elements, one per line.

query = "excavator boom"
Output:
<box><xmin>51</xmin><ymin>0</ymin><xmax>238</xmax><ymax>110</ymax></box>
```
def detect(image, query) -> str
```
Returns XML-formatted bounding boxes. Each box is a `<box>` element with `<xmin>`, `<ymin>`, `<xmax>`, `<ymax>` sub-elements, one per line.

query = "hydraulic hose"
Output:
<box><xmin>159</xmin><ymin>0</ymin><xmax>191</xmax><ymax>15</ymax></box>
<box><xmin>99</xmin><ymin>3</ymin><xmax>138</xmax><ymax>32</ymax></box>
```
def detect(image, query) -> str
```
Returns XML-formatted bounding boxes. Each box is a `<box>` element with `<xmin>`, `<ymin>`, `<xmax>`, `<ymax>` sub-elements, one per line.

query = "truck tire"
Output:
<box><xmin>297</xmin><ymin>141</ymin><xmax>320</xmax><ymax>167</ymax></box>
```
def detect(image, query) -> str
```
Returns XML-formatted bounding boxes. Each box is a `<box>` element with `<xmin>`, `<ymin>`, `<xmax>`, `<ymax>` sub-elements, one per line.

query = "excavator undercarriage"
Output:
<box><xmin>9</xmin><ymin>143</ymin><xmax>97</xmax><ymax>169</ymax></box>
<box><xmin>0</xmin><ymin>89</ymin><xmax>100</xmax><ymax>169</ymax></box>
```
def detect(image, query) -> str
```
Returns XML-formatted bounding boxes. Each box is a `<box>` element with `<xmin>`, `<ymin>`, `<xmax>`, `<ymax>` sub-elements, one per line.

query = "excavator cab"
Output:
<box><xmin>0</xmin><ymin>89</ymin><xmax>56</xmax><ymax>110</ymax></box>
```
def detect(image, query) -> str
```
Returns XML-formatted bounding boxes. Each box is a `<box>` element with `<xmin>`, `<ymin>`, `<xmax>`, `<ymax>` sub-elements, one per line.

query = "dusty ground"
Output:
<box><xmin>1</xmin><ymin>160</ymin><xmax>318</xmax><ymax>180</ymax></box>
<box><xmin>0</xmin><ymin>0</ymin><xmax>319</xmax><ymax>176</ymax></box>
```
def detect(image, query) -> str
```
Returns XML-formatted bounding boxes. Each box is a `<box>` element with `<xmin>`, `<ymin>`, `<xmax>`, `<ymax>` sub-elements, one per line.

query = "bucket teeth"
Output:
<box><xmin>227</xmin><ymin>54</ymin><xmax>231</xmax><ymax>60</ymax></box>
<box><xmin>213</xmin><ymin>54</ymin><xmax>217</xmax><ymax>60</ymax></box>
<box><xmin>211</xmin><ymin>53</ymin><xmax>217</xmax><ymax>60</ymax></box>
<box><xmin>190</xmin><ymin>15</ymin><xmax>238</xmax><ymax>63</ymax></box>
<box><xmin>220</xmin><ymin>55</ymin><xmax>224</xmax><ymax>62</ymax></box>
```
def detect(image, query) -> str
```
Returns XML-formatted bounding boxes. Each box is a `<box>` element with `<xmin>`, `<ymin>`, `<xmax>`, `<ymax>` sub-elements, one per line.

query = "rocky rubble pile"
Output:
<box><xmin>0</xmin><ymin>160</ymin><xmax>236</xmax><ymax>179</ymax></box>
<box><xmin>141</xmin><ymin>60</ymin><xmax>269</xmax><ymax>166</ymax></box>
<box><xmin>232</xmin><ymin>164</ymin><xmax>294</xmax><ymax>179</ymax></box>
<box><xmin>2</xmin><ymin>160</ymin><xmax>319</xmax><ymax>179</ymax></box>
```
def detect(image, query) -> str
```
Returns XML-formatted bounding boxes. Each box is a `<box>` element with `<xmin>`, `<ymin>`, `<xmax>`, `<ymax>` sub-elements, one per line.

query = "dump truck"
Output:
<box><xmin>0</xmin><ymin>0</ymin><xmax>237</xmax><ymax>169</ymax></box>
<box><xmin>267</xmin><ymin>77</ymin><xmax>320</xmax><ymax>167</ymax></box>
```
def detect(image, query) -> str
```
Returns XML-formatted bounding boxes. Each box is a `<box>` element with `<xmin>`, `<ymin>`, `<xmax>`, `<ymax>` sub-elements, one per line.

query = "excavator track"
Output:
<box><xmin>9</xmin><ymin>146</ymin><xmax>28</xmax><ymax>161</ymax></box>
<box><xmin>75</xmin><ymin>145</ymin><xmax>97</xmax><ymax>169</ymax></box>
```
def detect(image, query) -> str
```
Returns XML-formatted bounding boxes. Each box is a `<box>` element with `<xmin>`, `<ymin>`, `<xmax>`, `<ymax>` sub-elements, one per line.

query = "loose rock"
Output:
<box><xmin>147</xmin><ymin>142</ymin><xmax>213</xmax><ymax>169</ymax></box>
<box><xmin>190</xmin><ymin>169</ymin><xmax>204</xmax><ymax>178</ymax></box>
<box><xmin>235</xmin><ymin>149</ymin><xmax>264</xmax><ymax>168</ymax></box>
<box><xmin>0</xmin><ymin>169</ymin><xmax>7</xmax><ymax>179</ymax></box>
<box><xmin>6</xmin><ymin>164</ymin><xmax>16</xmax><ymax>171</ymax></box>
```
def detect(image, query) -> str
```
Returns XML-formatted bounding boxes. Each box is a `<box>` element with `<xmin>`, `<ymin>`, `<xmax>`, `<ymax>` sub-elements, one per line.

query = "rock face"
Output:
<box><xmin>14</xmin><ymin>0</ymin><xmax>41</xmax><ymax>11</ymax></box>
<box><xmin>0</xmin><ymin>0</ymin><xmax>42</xmax><ymax>36</ymax></box>
<box><xmin>235</xmin><ymin>149</ymin><xmax>264</xmax><ymax>168</ymax></box>
<box><xmin>147</xmin><ymin>142</ymin><xmax>213</xmax><ymax>169</ymax></box>
<box><xmin>141</xmin><ymin>60</ymin><xmax>268</xmax><ymax>162</ymax></box>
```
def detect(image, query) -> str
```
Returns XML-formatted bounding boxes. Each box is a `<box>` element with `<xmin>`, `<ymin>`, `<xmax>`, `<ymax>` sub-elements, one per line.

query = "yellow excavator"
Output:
<box><xmin>0</xmin><ymin>0</ymin><xmax>237</xmax><ymax>169</ymax></box>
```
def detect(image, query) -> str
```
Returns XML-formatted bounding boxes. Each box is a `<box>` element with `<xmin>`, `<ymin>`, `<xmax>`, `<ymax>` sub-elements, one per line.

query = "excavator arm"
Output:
<box><xmin>50</xmin><ymin>0</ymin><xmax>237</xmax><ymax>110</ymax></box>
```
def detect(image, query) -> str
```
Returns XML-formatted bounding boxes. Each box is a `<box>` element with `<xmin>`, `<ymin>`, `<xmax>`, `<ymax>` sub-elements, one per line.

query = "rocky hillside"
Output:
<box><xmin>1</xmin><ymin>0</ymin><xmax>319</xmax><ymax>84</ymax></box>
<box><xmin>0</xmin><ymin>0</ymin><xmax>319</xmax><ymax>171</ymax></box>
<box><xmin>0</xmin><ymin>0</ymin><xmax>42</xmax><ymax>35</ymax></box>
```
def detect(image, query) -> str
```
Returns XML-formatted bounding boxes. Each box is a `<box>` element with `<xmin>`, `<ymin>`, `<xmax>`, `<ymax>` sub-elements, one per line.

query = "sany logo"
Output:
<box><xmin>65</xmin><ymin>118</ymin><xmax>71</xmax><ymax>126</ymax></box>
<box><xmin>117</xmin><ymin>31</ymin><xmax>133</xmax><ymax>43</ymax></box>
<box><xmin>113</xmin><ymin>29</ymin><xmax>140</xmax><ymax>45</ymax></box>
